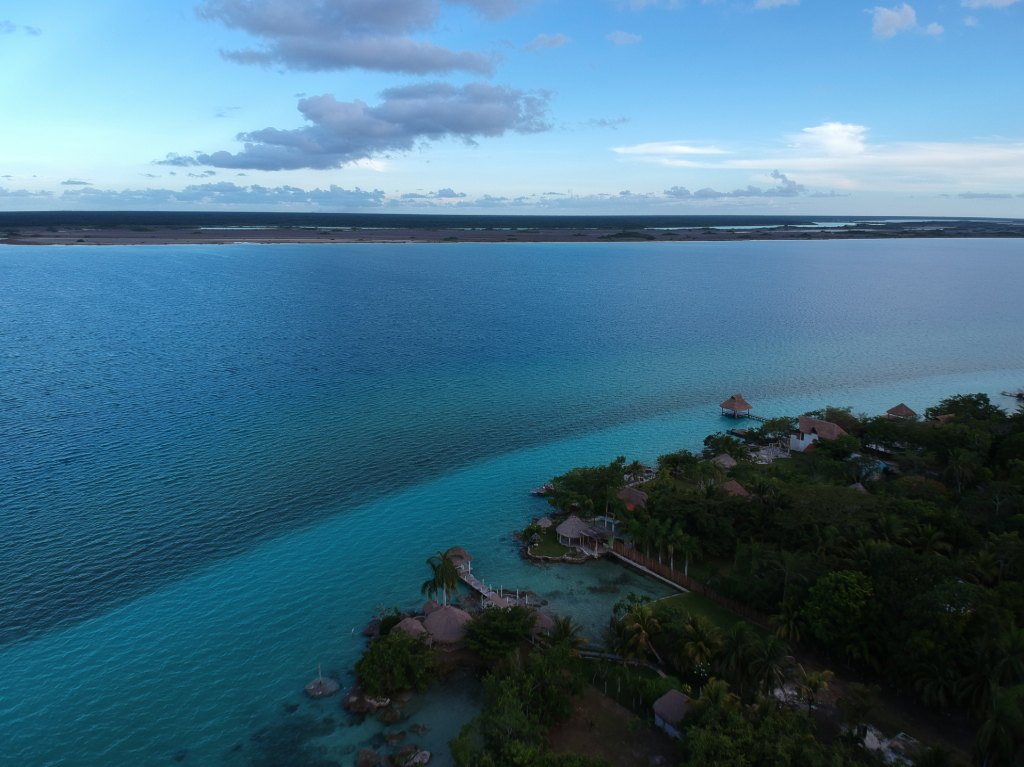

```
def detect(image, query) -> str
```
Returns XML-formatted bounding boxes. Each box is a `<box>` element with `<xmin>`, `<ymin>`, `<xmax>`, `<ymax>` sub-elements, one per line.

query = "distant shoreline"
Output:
<box><xmin>3</xmin><ymin>218</ymin><xmax>1024</xmax><ymax>246</ymax></box>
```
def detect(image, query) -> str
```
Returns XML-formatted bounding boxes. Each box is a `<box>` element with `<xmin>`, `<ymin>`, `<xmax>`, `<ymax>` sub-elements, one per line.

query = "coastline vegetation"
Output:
<box><xmin>350</xmin><ymin>392</ymin><xmax>1023</xmax><ymax>767</ymax></box>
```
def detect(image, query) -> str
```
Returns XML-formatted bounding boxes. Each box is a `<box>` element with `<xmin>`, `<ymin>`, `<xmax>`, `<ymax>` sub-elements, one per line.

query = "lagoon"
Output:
<box><xmin>1</xmin><ymin>239</ymin><xmax>1023</xmax><ymax>766</ymax></box>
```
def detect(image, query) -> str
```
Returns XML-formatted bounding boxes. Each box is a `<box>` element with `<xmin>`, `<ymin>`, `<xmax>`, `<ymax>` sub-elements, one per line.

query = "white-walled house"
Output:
<box><xmin>789</xmin><ymin>415</ymin><xmax>848</xmax><ymax>453</ymax></box>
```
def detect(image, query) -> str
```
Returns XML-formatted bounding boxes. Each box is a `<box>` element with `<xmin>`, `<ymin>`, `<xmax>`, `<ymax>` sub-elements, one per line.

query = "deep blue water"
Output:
<box><xmin>1</xmin><ymin>239</ymin><xmax>1023</xmax><ymax>766</ymax></box>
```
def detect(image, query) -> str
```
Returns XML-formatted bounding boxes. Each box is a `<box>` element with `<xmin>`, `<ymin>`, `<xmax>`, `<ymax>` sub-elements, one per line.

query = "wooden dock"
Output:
<box><xmin>458</xmin><ymin>569</ymin><xmax>511</xmax><ymax>608</ymax></box>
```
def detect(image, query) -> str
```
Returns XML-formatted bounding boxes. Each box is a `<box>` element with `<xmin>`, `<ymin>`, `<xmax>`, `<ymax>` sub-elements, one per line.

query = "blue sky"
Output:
<box><xmin>1</xmin><ymin>0</ymin><xmax>1022</xmax><ymax>215</ymax></box>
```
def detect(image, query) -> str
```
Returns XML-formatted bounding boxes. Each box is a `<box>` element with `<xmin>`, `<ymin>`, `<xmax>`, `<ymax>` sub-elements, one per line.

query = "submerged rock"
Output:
<box><xmin>356</xmin><ymin>748</ymin><xmax>382</xmax><ymax>767</ymax></box>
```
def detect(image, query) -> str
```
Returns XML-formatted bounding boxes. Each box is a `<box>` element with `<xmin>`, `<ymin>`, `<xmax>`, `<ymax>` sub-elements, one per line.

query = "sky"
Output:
<box><xmin>1</xmin><ymin>0</ymin><xmax>1023</xmax><ymax>216</ymax></box>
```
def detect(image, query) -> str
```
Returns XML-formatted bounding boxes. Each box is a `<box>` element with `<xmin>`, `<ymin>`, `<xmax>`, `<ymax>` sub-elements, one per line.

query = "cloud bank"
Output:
<box><xmin>196</xmin><ymin>0</ymin><xmax>519</xmax><ymax>73</ymax></box>
<box><xmin>162</xmin><ymin>82</ymin><xmax>550</xmax><ymax>170</ymax></box>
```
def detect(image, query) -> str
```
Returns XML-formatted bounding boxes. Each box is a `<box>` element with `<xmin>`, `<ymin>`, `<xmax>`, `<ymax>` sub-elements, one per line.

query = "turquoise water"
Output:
<box><xmin>2</xmin><ymin>239</ymin><xmax>1024</xmax><ymax>766</ymax></box>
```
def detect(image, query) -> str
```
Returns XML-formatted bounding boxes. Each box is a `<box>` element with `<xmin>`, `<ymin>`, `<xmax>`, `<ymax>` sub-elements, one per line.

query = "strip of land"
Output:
<box><xmin>3</xmin><ymin>218</ymin><xmax>1023</xmax><ymax>245</ymax></box>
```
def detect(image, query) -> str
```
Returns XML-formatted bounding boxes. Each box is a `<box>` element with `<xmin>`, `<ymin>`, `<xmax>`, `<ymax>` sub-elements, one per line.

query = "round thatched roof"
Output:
<box><xmin>532</xmin><ymin>611</ymin><xmax>556</xmax><ymax>636</ymax></box>
<box><xmin>422</xmin><ymin>599</ymin><xmax>440</xmax><ymax>615</ymax></box>
<box><xmin>423</xmin><ymin>605</ymin><xmax>471</xmax><ymax>644</ymax></box>
<box><xmin>394</xmin><ymin>617</ymin><xmax>429</xmax><ymax>638</ymax></box>
<box><xmin>446</xmin><ymin>546</ymin><xmax>472</xmax><ymax>566</ymax></box>
<box><xmin>536</xmin><ymin>516</ymin><xmax>553</xmax><ymax>529</ymax></box>
<box><xmin>720</xmin><ymin>393</ymin><xmax>753</xmax><ymax>412</ymax></box>
<box><xmin>556</xmin><ymin>514</ymin><xmax>591</xmax><ymax>540</ymax></box>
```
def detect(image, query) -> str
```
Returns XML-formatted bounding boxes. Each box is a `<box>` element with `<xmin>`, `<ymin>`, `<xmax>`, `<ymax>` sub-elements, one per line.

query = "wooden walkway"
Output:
<box><xmin>458</xmin><ymin>569</ymin><xmax>511</xmax><ymax>608</ymax></box>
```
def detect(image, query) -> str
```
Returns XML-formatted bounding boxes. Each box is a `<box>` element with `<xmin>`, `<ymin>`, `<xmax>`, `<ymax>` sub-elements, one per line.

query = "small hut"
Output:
<box><xmin>712</xmin><ymin>453</ymin><xmax>738</xmax><ymax>471</ymax></box>
<box><xmin>886</xmin><ymin>403</ymin><xmax>917</xmax><ymax>420</ymax></box>
<box><xmin>531</xmin><ymin>611</ymin><xmax>556</xmax><ymax>638</ymax></box>
<box><xmin>720</xmin><ymin>479</ymin><xmax>751</xmax><ymax>498</ymax></box>
<box><xmin>393</xmin><ymin>617</ymin><xmax>430</xmax><ymax>641</ymax></box>
<box><xmin>423</xmin><ymin>605</ymin><xmax>471</xmax><ymax>646</ymax></box>
<box><xmin>536</xmin><ymin>516</ymin><xmax>553</xmax><ymax>529</ymax></box>
<box><xmin>446</xmin><ymin>546</ymin><xmax>473</xmax><ymax>574</ymax></box>
<box><xmin>720</xmin><ymin>393</ymin><xmax>753</xmax><ymax>418</ymax></box>
<box><xmin>790</xmin><ymin>415</ymin><xmax>847</xmax><ymax>453</ymax></box>
<box><xmin>652</xmin><ymin>689</ymin><xmax>691</xmax><ymax>739</ymax></box>
<box><xmin>616</xmin><ymin>486</ymin><xmax>648</xmax><ymax>511</ymax></box>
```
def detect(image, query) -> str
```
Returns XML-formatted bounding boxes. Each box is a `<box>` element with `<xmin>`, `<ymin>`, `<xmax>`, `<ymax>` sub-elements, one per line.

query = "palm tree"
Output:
<box><xmin>420</xmin><ymin>550</ymin><xmax>459</xmax><ymax>606</ymax></box>
<box><xmin>796</xmin><ymin>664</ymin><xmax>834</xmax><ymax>714</ymax></box>
<box><xmin>770</xmin><ymin>549</ymin><xmax>808</xmax><ymax>605</ymax></box>
<box><xmin>549</xmin><ymin>616</ymin><xmax>587</xmax><ymax>653</ymax></box>
<box><xmin>974</xmin><ymin>684</ymin><xmax>1024</xmax><ymax>767</ymax></box>
<box><xmin>717</xmin><ymin>622</ymin><xmax>760</xmax><ymax>701</ymax></box>
<box><xmin>749</xmin><ymin>634</ymin><xmax>792</xmax><ymax>699</ymax></box>
<box><xmin>621</xmin><ymin>603</ymin><xmax>663</xmax><ymax>666</ymax></box>
<box><xmin>772</xmin><ymin>599</ymin><xmax>803</xmax><ymax>643</ymax></box>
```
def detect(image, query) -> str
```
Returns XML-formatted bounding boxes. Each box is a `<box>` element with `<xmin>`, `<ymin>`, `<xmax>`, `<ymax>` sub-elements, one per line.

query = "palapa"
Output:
<box><xmin>653</xmin><ymin>689</ymin><xmax>691</xmax><ymax>726</ymax></box>
<box><xmin>712</xmin><ymin>453</ymin><xmax>738</xmax><ymax>470</ymax></box>
<box><xmin>720</xmin><ymin>393</ymin><xmax>753</xmax><ymax>416</ymax></box>
<box><xmin>720</xmin><ymin>479</ymin><xmax>751</xmax><ymax>498</ymax></box>
<box><xmin>393</xmin><ymin>617</ymin><xmax>429</xmax><ymax>639</ymax></box>
<box><xmin>886</xmin><ymin>403</ymin><xmax>917</xmax><ymax>419</ymax></box>
<box><xmin>423</xmin><ymin>605</ymin><xmax>471</xmax><ymax>645</ymax></box>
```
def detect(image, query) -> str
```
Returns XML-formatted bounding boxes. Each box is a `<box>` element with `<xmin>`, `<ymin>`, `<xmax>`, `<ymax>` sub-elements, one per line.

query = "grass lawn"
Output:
<box><xmin>653</xmin><ymin>592</ymin><xmax>765</xmax><ymax>633</ymax></box>
<box><xmin>548</xmin><ymin>686</ymin><xmax>678</xmax><ymax>767</ymax></box>
<box><xmin>530</xmin><ymin>527</ymin><xmax>570</xmax><ymax>558</ymax></box>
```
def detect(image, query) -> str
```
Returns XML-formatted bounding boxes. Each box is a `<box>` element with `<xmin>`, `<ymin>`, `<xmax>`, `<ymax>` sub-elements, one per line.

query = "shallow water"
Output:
<box><xmin>1</xmin><ymin>239</ymin><xmax>1023</xmax><ymax>766</ymax></box>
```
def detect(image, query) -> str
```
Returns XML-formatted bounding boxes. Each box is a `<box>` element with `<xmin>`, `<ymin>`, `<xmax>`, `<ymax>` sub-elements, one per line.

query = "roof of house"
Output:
<box><xmin>712</xmin><ymin>453</ymin><xmax>738</xmax><ymax>470</ymax></box>
<box><xmin>797</xmin><ymin>415</ymin><xmax>848</xmax><ymax>441</ymax></box>
<box><xmin>423</xmin><ymin>605</ymin><xmax>471</xmax><ymax>644</ymax></box>
<box><xmin>886</xmin><ymin>403</ymin><xmax>917</xmax><ymax>418</ymax></box>
<box><xmin>536</xmin><ymin>516</ymin><xmax>553</xmax><ymax>529</ymax></box>
<box><xmin>556</xmin><ymin>515</ymin><xmax>591</xmax><ymax>540</ymax></box>
<box><xmin>616</xmin><ymin>486</ymin><xmax>648</xmax><ymax>508</ymax></box>
<box><xmin>394</xmin><ymin>617</ymin><xmax>428</xmax><ymax>638</ymax></box>
<box><xmin>532</xmin><ymin>611</ymin><xmax>555</xmax><ymax>636</ymax></box>
<box><xmin>446</xmin><ymin>546</ymin><xmax>472</xmax><ymax>566</ymax></box>
<box><xmin>720</xmin><ymin>393</ymin><xmax>753</xmax><ymax>412</ymax></box>
<box><xmin>653</xmin><ymin>689</ymin><xmax>691</xmax><ymax>726</ymax></box>
<box><xmin>848</xmin><ymin>482</ymin><xmax>869</xmax><ymax>494</ymax></box>
<box><xmin>720</xmin><ymin>479</ymin><xmax>751</xmax><ymax>498</ymax></box>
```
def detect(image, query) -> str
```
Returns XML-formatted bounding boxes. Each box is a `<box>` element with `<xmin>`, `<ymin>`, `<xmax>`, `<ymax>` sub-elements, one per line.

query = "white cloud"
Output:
<box><xmin>924</xmin><ymin>21</ymin><xmax>944</xmax><ymax>34</ymax></box>
<box><xmin>871</xmin><ymin>3</ymin><xmax>917</xmax><ymax>38</ymax></box>
<box><xmin>755</xmin><ymin>0</ymin><xmax>799</xmax><ymax>8</ymax></box>
<box><xmin>613</xmin><ymin>140</ymin><xmax>729</xmax><ymax>157</ymax></box>
<box><xmin>962</xmin><ymin>0</ymin><xmax>1020</xmax><ymax>7</ymax></box>
<box><xmin>526</xmin><ymin>33</ymin><xmax>569</xmax><ymax>50</ymax></box>
<box><xmin>612</xmin><ymin>122</ymin><xmax>1024</xmax><ymax>195</ymax></box>
<box><xmin>607</xmin><ymin>30</ymin><xmax>642</xmax><ymax>45</ymax></box>
<box><xmin>793</xmin><ymin>122</ymin><xmax>867</xmax><ymax>155</ymax></box>
<box><xmin>964</xmin><ymin>15</ymin><xmax>979</xmax><ymax>24</ymax></box>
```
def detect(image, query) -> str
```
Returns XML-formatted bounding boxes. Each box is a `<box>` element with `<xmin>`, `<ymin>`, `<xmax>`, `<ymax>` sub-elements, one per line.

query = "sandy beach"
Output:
<box><xmin>3</xmin><ymin>218</ymin><xmax>1023</xmax><ymax>246</ymax></box>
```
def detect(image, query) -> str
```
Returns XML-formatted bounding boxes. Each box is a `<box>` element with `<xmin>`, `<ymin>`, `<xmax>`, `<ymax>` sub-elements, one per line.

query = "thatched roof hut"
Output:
<box><xmin>394</xmin><ymin>617</ymin><xmax>429</xmax><ymax>639</ymax></box>
<box><xmin>796</xmin><ymin>415</ymin><xmax>847</xmax><ymax>441</ymax></box>
<box><xmin>720</xmin><ymin>393</ymin><xmax>753</xmax><ymax>417</ymax></box>
<box><xmin>886</xmin><ymin>403</ymin><xmax>917</xmax><ymax>420</ymax></box>
<box><xmin>720</xmin><ymin>479</ymin><xmax>751</xmax><ymax>498</ymax></box>
<box><xmin>712</xmin><ymin>453</ymin><xmax>738</xmax><ymax>470</ymax></box>
<box><xmin>446</xmin><ymin>546</ymin><xmax>472</xmax><ymax>566</ymax></box>
<box><xmin>532</xmin><ymin>611</ymin><xmax>556</xmax><ymax>637</ymax></box>
<box><xmin>423</xmin><ymin>605</ymin><xmax>471</xmax><ymax>645</ymax></box>
<box><xmin>616</xmin><ymin>486</ymin><xmax>648</xmax><ymax>511</ymax></box>
<box><xmin>536</xmin><ymin>516</ymin><xmax>553</xmax><ymax>529</ymax></box>
<box><xmin>653</xmin><ymin>689</ymin><xmax>691</xmax><ymax>739</ymax></box>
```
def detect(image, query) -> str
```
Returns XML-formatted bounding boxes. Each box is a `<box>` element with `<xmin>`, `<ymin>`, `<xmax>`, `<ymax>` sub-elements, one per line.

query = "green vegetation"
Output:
<box><xmin>465</xmin><ymin>605</ymin><xmax>538</xmax><ymax>662</ymax></box>
<box><xmin>354</xmin><ymin>630</ymin><xmax>436</xmax><ymax>698</ymax></box>
<box><xmin>421</xmin><ymin>550</ymin><xmax>460</xmax><ymax>606</ymax></box>
<box><xmin>451</xmin><ymin>615</ymin><xmax>597</xmax><ymax>767</ymax></box>
<box><xmin>545</xmin><ymin>392</ymin><xmax>1024</xmax><ymax>765</ymax></box>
